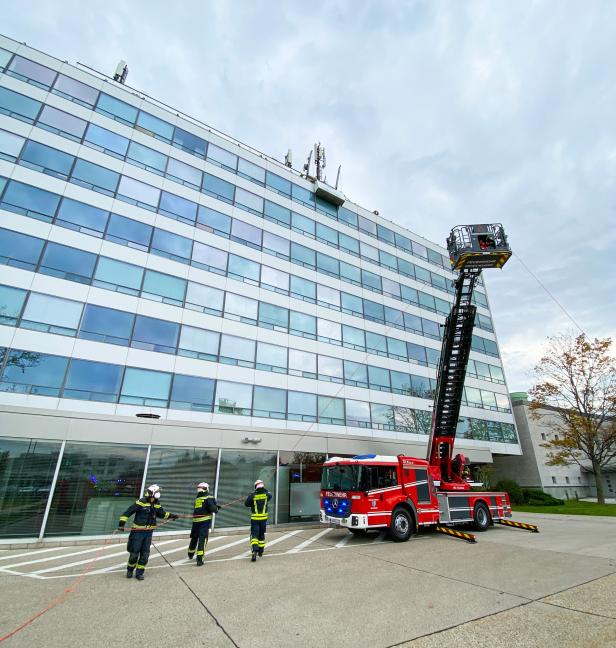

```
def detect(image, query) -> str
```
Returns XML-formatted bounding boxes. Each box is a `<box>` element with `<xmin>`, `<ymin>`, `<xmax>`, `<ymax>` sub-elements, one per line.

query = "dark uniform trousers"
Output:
<box><xmin>119</xmin><ymin>497</ymin><xmax>171</xmax><ymax>575</ymax></box>
<box><xmin>188</xmin><ymin>521</ymin><xmax>211</xmax><ymax>558</ymax></box>
<box><xmin>245</xmin><ymin>488</ymin><xmax>272</xmax><ymax>555</ymax></box>
<box><xmin>187</xmin><ymin>493</ymin><xmax>219</xmax><ymax>560</ymax></box>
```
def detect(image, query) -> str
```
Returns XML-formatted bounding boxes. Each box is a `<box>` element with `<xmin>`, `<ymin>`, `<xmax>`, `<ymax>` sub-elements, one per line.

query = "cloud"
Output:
<box><xmin>3</xmin><ymin>0</ymin><xmax>615</xmax><ymax>393</ymax></box>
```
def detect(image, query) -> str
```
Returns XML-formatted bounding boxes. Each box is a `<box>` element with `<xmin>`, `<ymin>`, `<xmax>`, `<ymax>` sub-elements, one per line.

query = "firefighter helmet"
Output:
<box><xmin>197</xmin><ymin>482</ymin><xmax>209</xmax><ymax>491</ymax></box>
<box><xmin>146</xmin><ymin>484</ymin><xmax>161</xmax><ymax>499</ymax></box>
<box><xmin>254</xmin><ymin>480</ymin><xmax>264</xmax><ymax>489</ymax></box>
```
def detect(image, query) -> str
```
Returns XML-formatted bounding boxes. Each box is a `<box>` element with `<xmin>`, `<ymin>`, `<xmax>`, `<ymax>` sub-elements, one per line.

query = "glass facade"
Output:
<box><xmin>0</xmin><ymin>38</ymin><xmax>518</xmax><ymax>539</ymax></box>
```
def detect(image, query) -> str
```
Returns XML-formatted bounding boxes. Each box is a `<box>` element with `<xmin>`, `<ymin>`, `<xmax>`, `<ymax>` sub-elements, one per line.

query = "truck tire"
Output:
<box><xmin>473</xmin><ymin>502</ymin><xmax>491</xmax><ymax>532</ymax></box>
<box><xmin>389</xmin><ymin>507</ymin><xmax>413</xmax><ymax>542</ymax></box>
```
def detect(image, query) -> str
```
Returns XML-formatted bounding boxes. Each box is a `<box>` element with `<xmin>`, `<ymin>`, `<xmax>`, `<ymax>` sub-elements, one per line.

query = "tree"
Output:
<box><xmin>528</xmin><ymin>333</ymin><xmax>616</xmax><ymax>504</ymax></box>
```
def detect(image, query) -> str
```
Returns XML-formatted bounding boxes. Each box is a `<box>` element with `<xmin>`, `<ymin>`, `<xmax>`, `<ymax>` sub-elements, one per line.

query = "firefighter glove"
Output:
<box><xmin>170</xmin><ymin>514</ymin><xmax>179</xmax><ymax>521</ymax></box>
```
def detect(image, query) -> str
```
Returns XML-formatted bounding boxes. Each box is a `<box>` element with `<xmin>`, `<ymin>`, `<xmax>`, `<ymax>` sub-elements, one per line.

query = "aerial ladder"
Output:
<box><xmin>427</xmin><ymin>224</ymin><xmax>512</xmax><ymax>491</ymax></box>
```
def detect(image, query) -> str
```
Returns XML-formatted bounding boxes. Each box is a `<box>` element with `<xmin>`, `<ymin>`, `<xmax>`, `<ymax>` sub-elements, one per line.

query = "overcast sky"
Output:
<box><xmin>3</xmin><ymin>1</ymin><xmax>615</xmax><ymax>391</ymax></box>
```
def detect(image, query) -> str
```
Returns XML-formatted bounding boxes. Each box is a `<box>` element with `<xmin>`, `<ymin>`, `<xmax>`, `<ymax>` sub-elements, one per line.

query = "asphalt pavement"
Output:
<box><xmin>0</xmin><ymin>512</ymin><xmax>615</xmax><ymax>647</ymax></box>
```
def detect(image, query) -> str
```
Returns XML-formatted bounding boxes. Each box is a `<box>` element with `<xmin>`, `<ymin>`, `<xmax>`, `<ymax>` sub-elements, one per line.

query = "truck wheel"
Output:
<box><xmin>389</xmin><ymin>507</ymin><xmax>413</xmax><ymax>542</ymax></box>
<box><xmin>473</xmin><ymin>502</ymin><xmax>491</xmax><ymax>531</ymax></box>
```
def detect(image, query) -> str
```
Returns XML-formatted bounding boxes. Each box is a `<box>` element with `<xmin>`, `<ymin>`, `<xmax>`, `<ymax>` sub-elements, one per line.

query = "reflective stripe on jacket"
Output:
<box><xmin>244</xmin><ymin>488</ymin><xmax>272</xmax><ymax>521</ymax></box>
<box><xmin>119</xmin><ymin>497</ymin><xmax>170</xmax><ymax>530</ymax></box>
<box><xmin>193</xmin><ymin>493</ymin><xmax>218</xmax><ymax>523</ymax></box>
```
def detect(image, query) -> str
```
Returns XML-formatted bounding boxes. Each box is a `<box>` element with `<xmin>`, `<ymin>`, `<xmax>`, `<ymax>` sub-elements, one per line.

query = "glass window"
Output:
<box><xmin>0</xmin><ymin>129</ymin><xmax>25</xmax><ymax>161</ymax></box>
<box><xmin>120</xmin><ymin>367</ymin><xmax>171</xmax><ymax>407</ymax></box>
<box><xmin>291</xmin><ymin>183</ymin><xmax>314</xmax><ymax>207</ymax></box>
<box><xmin>235</xmin><ymin>188</ymin><xmax>264</xmax><ymax>215</ymax></box>
<box><xmin>290</xmin><ymin>276</ymin><xmax>316</xmax><ymax>301</ymax></box>
<box><xmin>261</xmin><ymin>266</ymin><xmax>289</xmax><ymax>292</ymax></box>
<box><xmin>151</xmin><ymin>228</ymin><xmax>192</xmax><ymax>264</ymax></box>
<box><xmin>20</xmin><ymin>141</ymin><xmax>74</xmax><ymax>179</ymax></box>
<box><xmin>224</xmin><ymin>293</ymin><xmax>258</xmax><ymax>321</ymax></box>
<box><xmin>318</xmin><ymin>396</ymin><xmax>344</xmax><ymax>425</ymax></box>
<box><xmin>401</xmin><ymin>284</ymin><xmax>419</xmax><ymax>305</ymax></box>
<box><xmin>0</xmin><ymin>229</ymin><xmax>44</xmax><ymax>270</ymax></box>
<box><xmin>39</xmin><ymin>242</ymin><xmax>96</xmax><ymax>284</ymax></box>
<box><xmin>219</xmin><ymin>334</ymin><xmax>255</xmax><ymax>365</ymax></box>
<box><xmin>317</xmin><ymin>284</ymin><xmax>340</xmax><ymax>308</ymax></box>
<box><xmin>256</xmin><ymin>342</ymin><xmax>287</xmax><ymax>371</ymax></box>
<box><xmin>346</xmin><ymin>400</ymin><xmax>371</xmax><ymax>426</ymax></box>
<box><xmin>358</xmin><ymin>215</ymin><xmax>377</xmax><ymax>236</ymax></box>
<box><xmin>7</xmin><ymin>55</ymin><xmax>56</xmax><ymax>88</ymax></box>
<box><xmin>387</xmin><ymin>337</ymin><xmax>408</xmax><ymax>360</ymax></box>
<box><xmin>142</xmin><ymin>270</ymin><xmax>186</xmax><ymax>305</ymax></box>
<box><xmin>390</xmin><ymin>370</ymin><xmax>411</xmax><ymax>394</ymax></box>
<box><xmin>371</xmin><ymin>403</ymin><xmax>394</xmax><ymax>427</ymax></box>
<box><xmin>490</xmin><ymin>364</ymin><xmax>505</xmax><ymax>382</ymax></box>
<box><xmin>338</xmin><ymin>206</ymin><xmax>358</xmax><ymax>227</ymax></box>
<box><xmin>413</xmin><ymin>241</ymin><xmax>428</xmax><ymax>259</ymax></box>
<box><xmin>385</xmin><ymin>306</ymin><xmax>404</xmax><ymax>328</ymax></box>
<box><xmin>63</xmin><ymin>359</ymin><xmax>122</xmax><ymax>402</ymax></box>
<box><xmin>435</xmin><ymin>297</ymin><xmax>451</xmax><ymax>315</ymax></box>
<box><xmin>166</xmin><ymin>157</ymin><xmax>202</xmax><ymax>188</ymax></box>
<box><xmin>418</xmin><ymin>291</ymin><xmax>435</xmax><ymax>311</ymax></box>
<box><xmin>277</xmin><ymin>450</ymin><xmax>325</xmax><ymax>522</ymax></box>
<box><xmin>37</xmin><ymin>106</ymin><xmax>88</xmax><ymax>140</ymax></box>
<box><xmin>131</xmin><ymin>315</ymin><xmax>179</xmax><ymax>354</ymax></box>
<box><xmin>415</xmin><ymin>265</ymin><xmax>431</xmax><ymax>285</ymax></box>
<box><xmin>228</xmin><ymin>254</ymin><xmax>260</xmax><ymax>283</ymax></box>
<box><xmin>316</xmin><ymin>196</ymin><xmax>337</xmax><ymax>218</ymax></box>
<box><xmin>207</xmin><ymin>143</ymin><xmax>237</xmax><ymax>171</ymax></box>
<box><xmin>398</xmin><ymin>259</ymin><xmax>415</xmax><ymax>278</ymax></box>
<box><xmin>117</xmin><ymin>176</ymin><xmax>160</xmax><ymax>209</ymax></box>
<box><xmin>317</xmin><ymin>252</ymin><xmax>339</xmax><ymax>277</ymax></box>
<box><xmin>0</xmin><ymin>350</ymin><xmax>68</xmax><ymax>396</ymax></box>
<box><xmin>56</xmin><ymin>198</ymin><xmax>109</xmax><ymax>235</ymax></box>
<box><xmin>364</xmin><ymin>300</ymin><xmax>385</xmax><ymax>323</ymax></box>
<box><xmin>361</xmin><ymin>269</ymin><xmax>381</xmax><ymax>291</ymax></box>
<box><xmin>44</xmin><ymin>442</ymin><xmax>146</xmax><ymax>537</ymax></box>
<box><xmin>289</xmin><ymin>311</ymin><xmax>316</xmax><ymax>337</ymax></box>
<box><xmin>495</xmin><ymin>393</ymin><xmax>510</xmax><ymax>411</ymax></box>
<box><xmin>369</xmin><ymin>366</ymin><xmax>390</xmax><ymax>391</ymax></box>
<box><xmin>202</xmin><ymin>173</ymin><xmax>235</xmax><ymax>203</ymax></box>
<box><xmin>484</xmin><ymin>339</ymin><xmax>499</xmax><ymax>356</ymax></box>
<box><xmin>0</xmin><ymin>49</ymin><xmax>11</xmax><ymax>69</ymax></box>
<box><xmin>238</xmin><ymin>158</ymin><xmax>265</xmax><ymax>183</ymax></box>
<box><xmin>377</xmin><ymin>225</ymin><xmax>395</xmax><ymax>244</ymax></box>
<box><xmin>127</xmin><ymin>141</ymin><xmax>167</xmax><ymax>174</ymax></box>
<box><xmin>425</xmin><ymin>347</ymin><xmax>440</xmax><ymax>367</ymax></box>
<box><xmin>341</xmin><ymin>292</ymin><xmax>362</xmax><ymax>316</ymax></box>
<box><xmin>480</xmin><ymin>390</ymin><xmax>497</xmax><ymax>409</ymax></box>
<box><xmin>1</xmin><ymin>180</ymin><xmax>60</xmax><ymax>222</ymax></box>
<box><xmin>342</xmin><ymin>325</ymin><xmax>365</xmax><ymax>350</ymax></box>
<box><xmin>0</xmin><ymin>437</ymin><xmax>62</xmax><ymax>538</ymax></box>
<box><xmin>316</xmin><ymin>223</ymin><xmax>338</xmax><ymax>246</ymax></box>
<box><xmin>465</xmin><ymin>387</ymin><xmax>483</xmax><ymax>407</ymax></box>
<box><xmin>422</xmin><ymin>318</ymin><xmax>440</xmax><ymax>339</ymax></box>
<box><xmin>196</xmin><ymin>205</ymin><xmax>231</xmax><ymax>235</ymax></box>
<box><xmin>288</xmin><ymin>348</ymin><xmax>316</xmax><ymax>376</ymax></box>
<box><xmin>253</xmin><ymin>386</ymin><xmax>286</xmax><ymax>418</ymax></box>
<box><xmin>291</xmin><ymin>211</ymin><xmax>315</xmax><ymax>236</ymax></box>
<box><xmin>93</xmin><ymin>256</ymin><xmax>144</xmax><ymax>294</ymax></box>
<box><xmin>379</xmin><ymin>250</ymin><xmax>398</xmax><ymax>271</ymax></box>
<box><xmin>291</xmin><ymin>243</ymin><xmax>316</xmax><ymax>268</ymax></box>
<box><xmin>136</xmin><ymin>111</ymin><xmax>174</xmax><ymax>141</ymax></box>
<box><xmin>0</xmin><ymin>285</ymin><xmax>26</xmax><ymax>325</ymax></box>
<box><xmin>365</xmin><ymin>332</ymin><xmax>386</xmax><ymax>355</ymax></box>
<box><xmin>339</xmin><ymin>232</ymin><xmax>359</xmax><ymax>255</ymax></box>
<box><xmin>71</xmin><ymin>159</ymin><xmax>120</xmax><ymax>195</ymax></box>
<box><xmin>318</xmin><ymin>356</ymin><xmax>343</xmax><ymax>381</ymax></box>
<box><xmin>159</xmin><ymin>191</ymin><xmax>198</xmax><ymax>224</ymax></box>
<box><xmin>258</xmin><ymin>302</ymin><xmax>288</xmax><ymax>329</ymax></box>
<box><xmin>231</xmin><ymin>219</ymin><xmax>262</xmax><ymax>247</ymax></box>
<box><xmin>52</xmin><ymin>74</ymin><xmax>99</xmax><ymax>107</ymax></box>
<box><xmin>262</xmin><ymin>231</ymin><xmax>289</xmax><ymax>258</ymax></box>
<box><xmin>172</xmin><ymin>127</ymin><xmax>207</xmax><ymax>158</ymax></box>
<box><xmin>317</xmin><ymin>318</ymin><xmax>341</xmax><ymax>343</ymax></box>
<box><xmin>266</xmin><ymin>171</ymin><xmax>291</xmax><ymax>197</ymax></box>
<box><xmin>344</xmin><ymin>361</ymin><xmax>368</xmax><ymax>387</ymax></box>
<box><xmin>79</xmin><ymin>304</ymin><xmax>134</xmax><ymax>346</ymax></box>
<box><xmin>21</xmin><ymin>293</ymin><xmax>83</xmax><ymax>336</ymax></box>
<box><xmin>96</xmin><ymin>93</ymin><xmax>138</xmax><ymax>125</ymax></box>
<box><xmin>84</xmin><ymin>123</ymin><xmax>129</xmax><ymax>157</ymax></box>
<box><xmin>407</xmin><ymin>343</ymin><xmax>427</xmax><ymax>365</ymax></box>
<box><xmin>427</xmin><ymin>248</ymin><xmax>443</xmax><ymax>266</ymax></box>
<box><xmin>106</xmin><ymin>214</ymin><xmax>152</xmax><ymax>251</ymax></box>
<box><xmin>0</xmin><ymin>87</ymin><xmax>41</xmax><ymax>122</ymax></box>
<box><xmin>215</xmin><ymin>381</ymin><xmax>252</xmax><ymax>415</ymax></box>
<box><xmin>340</xmin><ymin>261</ymin><xmax>361</xmax><ymax>285</ymax></box>
<box><xmin>288</xmin><ymin>391</ymin><xmax>316</xmax><ymax>421</ymax></box>
<box><xmin>185</xmin><ymin>282</ymin><xmax>224</xmax><ymax>314</ymax></box>
<box><xmin>191</xmin><ymin>242</ymin><xmax>228</xmax><ymax>273</ymax></box>
<box><xmin>170</xmin><ymin>375</ymin><xmax>215</xmax><ymax>412</ymax></box>
<box><xmin>431</xmin><ymin>272</ymin><xmax>448</xmax><ymax>292</ymax></box>
<box><xmin>178</xmin><ymin>326</ymin><xmax>219</xmax><ymax>360</ymax></box>
<box><xmin>395</xmin><ymin>232</ymin><xmax>412</xmax><ymax>252</ymax></box>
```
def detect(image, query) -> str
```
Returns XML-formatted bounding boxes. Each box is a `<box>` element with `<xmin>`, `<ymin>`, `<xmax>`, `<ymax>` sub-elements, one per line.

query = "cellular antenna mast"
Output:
<box><xmin>314</xmin><ymin>142</ymin><xmax>326</xmax><ymax>181</ymax></box>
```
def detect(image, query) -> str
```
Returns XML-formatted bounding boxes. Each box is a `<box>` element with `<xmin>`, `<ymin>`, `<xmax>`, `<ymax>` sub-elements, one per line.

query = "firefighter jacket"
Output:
<box><xmin>244</xmin><ymin>487</ymin><xmax>272</xmax><ymax>521</ymax></box>
<box><xmin>193</xmin><ymin>492</ymin><xmax>220</xmax><ymax>523</ymax></box>
<box><xmin>119</xmin><ymin>497</ymin><xmax>171</xmax><ymax>531</ymax></box>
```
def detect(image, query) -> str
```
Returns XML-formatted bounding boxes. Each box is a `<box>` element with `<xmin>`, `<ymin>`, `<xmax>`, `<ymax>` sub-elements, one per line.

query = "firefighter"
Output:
<box><xmin>187</xmin><ymin>482</ymin><xmax>220</xmax><ymax>566</ymax></box>
<box><xmin>118</xmin><ymin>484</ymin><xmax>178</xmax><ymax>581</ymax></box>
<box><xmin>245</xmin><ymin>479</ymin><xmax>272</xmax><ymax>562</ymax></box>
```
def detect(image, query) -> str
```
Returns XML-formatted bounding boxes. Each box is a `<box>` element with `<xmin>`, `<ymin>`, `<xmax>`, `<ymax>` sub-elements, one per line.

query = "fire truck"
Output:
<box><xmin>320</xmin><ymin>224</ymin><xmax>519</xmax><ymax>541</ymax></box>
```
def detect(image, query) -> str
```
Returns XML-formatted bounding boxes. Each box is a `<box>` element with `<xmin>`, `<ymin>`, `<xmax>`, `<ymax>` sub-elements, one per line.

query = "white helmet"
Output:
<box><xmin>197</xmin><ymin>482</ymin><xmax>209</xmax><ymax>491</ymax></box>
<box><xmin>146</xmin><ymin>484</ymin><xmax>161</xmax><ymax>499</ymax></box>
<box><xmin>254</xmin><ymin>480</ymin><xmax>264</xmax><ymax>489</ymax></box>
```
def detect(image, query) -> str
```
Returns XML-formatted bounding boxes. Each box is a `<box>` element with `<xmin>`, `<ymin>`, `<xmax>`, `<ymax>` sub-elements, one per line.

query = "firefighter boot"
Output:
<box><xmin>196</xmin><ymin>556</ymin><xmax>204</xmax><ymax>567</ymax></box>
<box><xmin>251</xmin><ymin>552</ymin><xmax>257</xmax><ymax>562</ymax></box>
<box><xmin>135</xmin><ymin>571</ymin><xmax>145</xmax><ymax>581</ymax></box>
<box><xmin>126</xmin><ymin>568</ymin><xmax>134</xmax><ymax>579</ymax></box>
<box><xmin>187</xmin><ymin>552</ymin><xmax>194</xmax><ymax>560</ymax></box>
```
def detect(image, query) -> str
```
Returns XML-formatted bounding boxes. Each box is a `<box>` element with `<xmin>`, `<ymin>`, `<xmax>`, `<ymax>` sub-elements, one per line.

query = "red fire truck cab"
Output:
<box><xmin>320</xmin><ymin>454</ymin><xmax>512</xmax><ymax>541</ymax></box>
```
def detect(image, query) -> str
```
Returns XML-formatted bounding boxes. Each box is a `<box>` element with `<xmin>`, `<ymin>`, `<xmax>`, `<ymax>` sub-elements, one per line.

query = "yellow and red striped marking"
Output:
<box><xmin>497</xmin><ymin>519</ymin><xmax>539</xmax><ymax>533</ymax></box>
<box><xmin>436</xmin><ymin>526</ymin><xmax>476</xmax><ymax>543</ymax></box>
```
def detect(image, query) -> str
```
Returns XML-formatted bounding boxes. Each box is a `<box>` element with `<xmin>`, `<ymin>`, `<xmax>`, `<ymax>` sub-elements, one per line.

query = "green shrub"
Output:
<box><xmin>521</xmin><ymin>488</ymin><xmax>564</xmax><ymax>506</ymax></box>
<box><xmin>494</xmin><ymin>479</ymin><xmax>525</xmax><ymax>505</ymax></box>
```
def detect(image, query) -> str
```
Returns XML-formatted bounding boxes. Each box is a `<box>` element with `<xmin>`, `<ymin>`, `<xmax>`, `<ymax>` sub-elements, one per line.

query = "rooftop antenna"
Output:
<box><xmin>113</xmin><ymin>60</ymin><xmax>128</xmax><ymax>84</ymax></box>
<box><xmin>314</xmin><ymin>142</ymin><xmax>326</xmax><ymax>182</ymax></box>
<box><xmin>302</xmin><ymin>149</ymin><xmax>313</xmax><ymax>178</ymax></box>
<box><xmin>284</xmin><ymin>149</ymin><xmax>293</xmax><ymax>168</ymax></box>
<box><xmin>335</xmin><ymin>164</ymin><xmax>342</xmax><ymax>189</ymax></box>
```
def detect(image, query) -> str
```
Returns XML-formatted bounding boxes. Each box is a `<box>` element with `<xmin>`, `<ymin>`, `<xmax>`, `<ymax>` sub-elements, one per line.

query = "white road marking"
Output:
<box><xmin>286</xmin><ymin>528</ymin><xmax>333</xmax><ymax>554</ymax></box>
<box><xmin>0</xmin><ymin>546</ymin><xmax>69</xmax><ymax>562</ymax></box>
<box><xmin>335</xmin><ymin>533</ymin><xmax>352</xmax><ymax>548</ymax></box>
<box><xmin>372</xmin><ymin>532</ymin><xmax>387</xmax><ymax>543</ymax></box>
<box><xmin>170</xmin><ymin>536</ymin><xmax>247</xmax><ymax>565</ymax></box>
<box><xmin>230</xmin><ymin>529</ymin><xmax>304</xmax><ymax>560</ymax></box>
<box><xmin>3</xmin><ymin>541</ymin><xmax>133</xmax><ymax>570</ymax></box>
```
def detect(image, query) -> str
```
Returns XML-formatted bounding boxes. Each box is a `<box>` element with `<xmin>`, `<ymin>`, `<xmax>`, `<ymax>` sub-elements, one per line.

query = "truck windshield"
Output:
<box><xmin>321</xmin><ymin>465</ymin><xmax>361</xmax><ymax>491</ymax></box>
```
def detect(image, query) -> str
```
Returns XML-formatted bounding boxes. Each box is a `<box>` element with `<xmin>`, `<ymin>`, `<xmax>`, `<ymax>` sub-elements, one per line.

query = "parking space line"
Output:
<box><xmin>372</xmin><ymin>532</ymin><xmax>387</xmax><ymax>543</ymax></box>
<box><xmin>230</xmin><ymin>529</ymin><xmax>304</xmax><ymax>560</ymax></box>
<box><xmin>335</xmin><ymin>533</ymin><xmax>352</xmax><ymax>548</ymax></box>
<box><xmin>286</xmin><ymin>528</ymin><xmax>333</xmax><ymax>554</ymax></box>
<box><xmin>170</xmin><ymin>536</ymin><xmax>247</xmax><ymax>565</ymax></box>
<box><xmin>0</xmin><ymin>546</ymin><xmax>70</xmax><ymax>563</ymax></box>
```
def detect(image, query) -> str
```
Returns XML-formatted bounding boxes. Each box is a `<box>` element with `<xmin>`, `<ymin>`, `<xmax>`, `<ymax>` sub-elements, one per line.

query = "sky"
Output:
<box><xmin>3</xmin><ymin>1</ymin><xmax>615</xmax><ymax>391</ymax></box>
